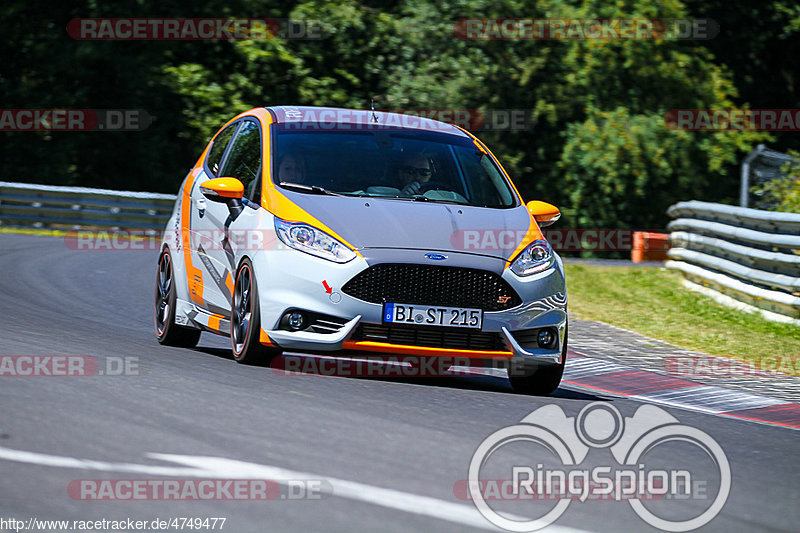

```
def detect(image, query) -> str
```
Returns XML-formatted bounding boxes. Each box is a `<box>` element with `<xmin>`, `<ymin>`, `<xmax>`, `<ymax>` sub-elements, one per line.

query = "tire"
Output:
<box><xmin>508</xmin><ymin>322</ymin><xmax>568</xmax><ymax>396</ymax></box>
<box><xmin>231</xmin><ymin>258</ymin><xmax>280</xmax><ymax>365</ymax></box>
<box><xmin>154</xmin><ymin>251</ymin><xmax>201</xmax><ymax>348</ymax></box>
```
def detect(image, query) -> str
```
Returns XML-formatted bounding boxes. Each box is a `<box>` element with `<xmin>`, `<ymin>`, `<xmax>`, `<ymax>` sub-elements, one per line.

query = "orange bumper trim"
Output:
<box><xmin>340</xmin><ymin>340</ymin><xmax>512</xmax><ymax>359</ymax></box>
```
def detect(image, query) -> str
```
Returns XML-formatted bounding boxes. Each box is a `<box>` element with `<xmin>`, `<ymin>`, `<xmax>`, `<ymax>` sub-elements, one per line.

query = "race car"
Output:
<box><xmin>154</xmin><ymin>106</ymin><xmax>567</xmax><ymax>394</ymax></box>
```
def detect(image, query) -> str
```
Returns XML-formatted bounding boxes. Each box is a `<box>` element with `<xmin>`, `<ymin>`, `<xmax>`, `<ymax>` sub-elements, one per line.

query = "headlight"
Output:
<box><xmin>275</xmin><ymin>218</ymin><xmax>356</xmax><ymax>263</ymax></box>
<box><xmin>510</xmin><ymin>239</ymin><xmax>554</xmax><ymax>276</ymax></box>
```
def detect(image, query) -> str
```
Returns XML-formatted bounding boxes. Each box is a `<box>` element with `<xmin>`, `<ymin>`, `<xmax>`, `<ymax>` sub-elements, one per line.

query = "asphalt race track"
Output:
<box><xmin>0</xmin><ymin>233</ymin><xmax>797</xmax><ymax>532</ymax></box>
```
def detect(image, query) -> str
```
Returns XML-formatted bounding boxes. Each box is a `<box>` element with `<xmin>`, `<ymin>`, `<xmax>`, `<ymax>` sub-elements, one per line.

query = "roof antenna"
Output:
<box><xmin>371</xmin><ymin>98</ymin><xmax>379</xmax><ymax>123</ymax></box>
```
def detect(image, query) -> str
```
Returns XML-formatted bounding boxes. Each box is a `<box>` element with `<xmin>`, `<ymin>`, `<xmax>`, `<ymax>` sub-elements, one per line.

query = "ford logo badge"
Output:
<box><xmin>425</xmin><ymin>253</ymin><xmax>447</xmax><ymax>261</ymax></box>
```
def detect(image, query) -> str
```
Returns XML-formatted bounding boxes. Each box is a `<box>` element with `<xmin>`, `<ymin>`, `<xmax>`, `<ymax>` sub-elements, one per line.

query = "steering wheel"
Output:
<box><xmin>417</xmin><ymin>181</ymin><xmax>450</xmax><ymax>193</ymax></box>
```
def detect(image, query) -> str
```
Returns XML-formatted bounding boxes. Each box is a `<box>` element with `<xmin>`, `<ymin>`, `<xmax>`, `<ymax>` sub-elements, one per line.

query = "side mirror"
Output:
<box><xmin>526</xmin><ymin>200</ymin><xmax>561</xmax><ymax>228</ymax></box>
<box><xmin>200</xmin><ymin>177</ymin><xmax>244</xmax><ymax>220</ymax></box>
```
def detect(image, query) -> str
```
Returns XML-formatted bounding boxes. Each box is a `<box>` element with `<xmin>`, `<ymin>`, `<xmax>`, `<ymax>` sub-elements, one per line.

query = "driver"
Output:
<box><xmin>394</xmin><ymin>152</ymin><xmax>433</xmax><ymax>195</ymax></box>
<box><xmin>278</xmin><ymin>152</ymin><xmax>306</xmax><ymax>183</ymax></box>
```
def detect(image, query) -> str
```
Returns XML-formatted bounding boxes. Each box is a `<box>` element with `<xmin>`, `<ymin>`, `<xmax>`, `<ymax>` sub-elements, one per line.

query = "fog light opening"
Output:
<box><xmin>537</xmin><ymin>328</ymin><xmax>556</xmax><ymax>349</ymax></box>
<box><xmin>287</xmin><ymin>312</ymin><xmax>305</xmax><ymax>331</ymax></box>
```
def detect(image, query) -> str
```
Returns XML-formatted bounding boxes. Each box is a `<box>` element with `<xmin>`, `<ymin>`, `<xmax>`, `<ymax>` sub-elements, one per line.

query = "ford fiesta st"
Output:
<box><xmin>154</xmin><ymin>106</ymin><xmax>567</xmax><ymax>394</ymax></box>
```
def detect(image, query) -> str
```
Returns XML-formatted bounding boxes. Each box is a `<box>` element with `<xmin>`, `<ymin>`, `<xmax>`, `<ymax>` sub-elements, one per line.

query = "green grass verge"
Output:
<box><xmin>564</xmin><ymin>263</ymin><xmax>800</xmax><ymax>376</ymax></box>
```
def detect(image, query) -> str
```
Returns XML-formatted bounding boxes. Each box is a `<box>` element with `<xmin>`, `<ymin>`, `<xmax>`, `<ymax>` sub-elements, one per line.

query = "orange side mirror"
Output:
<box><xmin>200</xmin><ymin>177</ymin><xmax>244</xmax><ymax>201</ymax></box>
<box><xmin>526</xmin><ymin>200</ymin><xmax>561</xmax><ymax>228</ymax></box>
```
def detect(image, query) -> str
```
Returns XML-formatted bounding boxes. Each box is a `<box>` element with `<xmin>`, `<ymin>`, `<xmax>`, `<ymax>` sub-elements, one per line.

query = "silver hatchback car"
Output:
<box><xmin>155</xmin><ymin>106</ymin><xmax>567</xmax><ymax>394</ymax></box>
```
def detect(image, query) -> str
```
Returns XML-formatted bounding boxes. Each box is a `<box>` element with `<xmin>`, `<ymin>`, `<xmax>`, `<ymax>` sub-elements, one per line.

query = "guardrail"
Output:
<box><xmin>666</xmin><ymin>200</ymin><xmax>800</xmax><ymax>324</ymax></box>
<box><xmin>0</xmin><ymin>181</ymin><xmax>176</xmax><ymax>232</ymax></box>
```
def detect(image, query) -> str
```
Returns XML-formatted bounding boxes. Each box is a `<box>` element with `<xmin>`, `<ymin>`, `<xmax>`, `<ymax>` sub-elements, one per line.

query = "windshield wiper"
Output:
<box><xmin>279</xmin><ymin>182</ymin><xmax>345</xmax><ymax>197</ymax></box>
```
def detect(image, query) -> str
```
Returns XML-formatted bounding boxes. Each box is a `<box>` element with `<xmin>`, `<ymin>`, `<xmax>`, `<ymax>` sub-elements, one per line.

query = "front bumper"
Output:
<box><xmin>255</xmin><ymin>247</ymin><xmax>567</xmax><ymax>365</ymax></box>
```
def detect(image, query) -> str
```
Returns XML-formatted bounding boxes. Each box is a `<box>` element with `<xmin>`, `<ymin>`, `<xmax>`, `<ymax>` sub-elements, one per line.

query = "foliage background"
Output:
<box><xmin>2</xmin><ymin>0</ymin><xmax>798</xmax><ymax>227</ymax></box>
<box><xmin>751</xmin><ymin>151</ymin><xmax>800</xmax><ymax>213</ymax></box>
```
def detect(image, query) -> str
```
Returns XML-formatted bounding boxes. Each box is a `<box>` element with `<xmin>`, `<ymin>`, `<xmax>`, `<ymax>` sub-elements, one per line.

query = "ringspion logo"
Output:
<box><xmin>466</xmin><ymin>402</ymin><xmax>730</xmax><ymax>531</ymax></box>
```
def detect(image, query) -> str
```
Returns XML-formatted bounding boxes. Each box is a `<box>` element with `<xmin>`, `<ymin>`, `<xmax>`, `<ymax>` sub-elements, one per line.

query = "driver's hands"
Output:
<box><xmin>401</xmin><ymin>181</ymin><xmax>421</xmax><ymax>195</ymax></box>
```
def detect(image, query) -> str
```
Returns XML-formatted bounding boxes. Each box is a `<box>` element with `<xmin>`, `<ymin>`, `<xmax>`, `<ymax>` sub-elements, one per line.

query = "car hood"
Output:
<box><xmin>282</xmin><ymin>192</ymin><xmax>534</xmax><ymax>260</ymax></box>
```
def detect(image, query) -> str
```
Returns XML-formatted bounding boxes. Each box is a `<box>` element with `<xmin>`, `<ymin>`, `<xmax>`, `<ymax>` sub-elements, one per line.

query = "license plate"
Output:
<box><xmin>383</xmin><ymin>303</ymin><xmax>482</xmax><ymax>329</ymax></box>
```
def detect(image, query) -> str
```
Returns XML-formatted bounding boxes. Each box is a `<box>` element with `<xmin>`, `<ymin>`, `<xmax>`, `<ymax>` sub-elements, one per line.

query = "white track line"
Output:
<box><xmin>0</xmin><ymin>445</ymin><xmax>589</xmax><ymax>533</ymax></box>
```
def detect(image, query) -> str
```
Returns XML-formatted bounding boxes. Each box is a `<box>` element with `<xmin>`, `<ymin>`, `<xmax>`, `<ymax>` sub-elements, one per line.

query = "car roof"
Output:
<box><xmin>265</xmin><ymin>106</ymin><xmax>470</xmax><ymax>137</ymax></box>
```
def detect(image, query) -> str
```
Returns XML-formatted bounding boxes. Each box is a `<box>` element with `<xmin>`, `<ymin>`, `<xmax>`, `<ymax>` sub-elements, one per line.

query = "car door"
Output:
<box><xmin>197</xmin><ymin>119</ymin><xmax>265</xmax><ymax>317</ymax></box>
<box><xmin>189</xmin><ymin>120</ymin><xmax>241</xmax><ymax>317</ymax></box>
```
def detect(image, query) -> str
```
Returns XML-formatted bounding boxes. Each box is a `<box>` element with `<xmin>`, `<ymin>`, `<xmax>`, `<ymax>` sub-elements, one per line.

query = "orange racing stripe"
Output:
<box><xmin>207</xmin><ymin>313</ymin><xmax>223</xmax><ymax>332</ymax></box>
<box><xmin>224</xmin><ymin>271</ymin><xmax>234</xmax><ymax>297</ymax></box>
<box><xmin>257</xmin><ymin>110</ymin><xmax>362</xmax><ymax>257</ymax></box>
<box><xmin>181</xmin><ymin>171</ymin><xmax>204</xmax><ymax>305</ymax></box>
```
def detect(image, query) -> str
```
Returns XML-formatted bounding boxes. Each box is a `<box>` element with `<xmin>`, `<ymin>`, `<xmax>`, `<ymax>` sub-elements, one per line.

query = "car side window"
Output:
<box><xmin>206</xmin><ymin>123</ymin><xmax>238</xmax><ymax>177</ymax></box>
<box><xmin>221</xmin><ymin>120</ymin><xmax>262</xmax><ymax>204</ymax></box>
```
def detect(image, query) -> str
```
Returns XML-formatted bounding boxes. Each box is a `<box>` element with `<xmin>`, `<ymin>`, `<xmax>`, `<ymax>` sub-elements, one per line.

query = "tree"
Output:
<box><xmin>0</xmin><ymin>0</ymin><xmax>779</xmax><ymax>232</ymax></box>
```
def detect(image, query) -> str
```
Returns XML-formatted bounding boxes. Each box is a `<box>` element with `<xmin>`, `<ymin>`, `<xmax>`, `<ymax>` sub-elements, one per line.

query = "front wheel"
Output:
<box><xmin>231</xmin><ymin>259</ymin><xmax>279</xmax><ymax>365</ymax></box>
<box><xmin>508</xmin><ymin>323</ymin><xmax>567</xmax><ymax>395</ymax></box>
<box><xmin>154</xmin><ymin>251</ymin><xmax>201</xmax><ymax>348</ymax></box>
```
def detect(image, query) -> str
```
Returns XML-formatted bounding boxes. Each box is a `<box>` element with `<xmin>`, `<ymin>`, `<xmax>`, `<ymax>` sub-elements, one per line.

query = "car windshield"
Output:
<box><xmin>272</xmin><ymin>125</ymin><xmax>517</xmax><ymax>208</ymax></box>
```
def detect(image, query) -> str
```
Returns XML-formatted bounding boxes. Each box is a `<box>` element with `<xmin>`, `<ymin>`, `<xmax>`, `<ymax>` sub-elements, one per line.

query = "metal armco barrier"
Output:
<box><xmin>0</xmin><ymin>181</ymin><xmax>176</xmax><ymax>232</ymax></box>
<box><xmin>666</xmin><ymin>200</ymin><xmax>800</xmax><ymax>324</ymax></box>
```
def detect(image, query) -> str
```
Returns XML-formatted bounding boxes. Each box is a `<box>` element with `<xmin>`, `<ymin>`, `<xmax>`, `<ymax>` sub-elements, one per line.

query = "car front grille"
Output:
<box><xmin>352</xmin><ymin>323</ymin><xmax>508</xmax><ymax>352</ymax></box>
<box><xmin>341</xmin><ymin>263</ymin><xmax>521</xmax><ymax>311</ymax></box>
